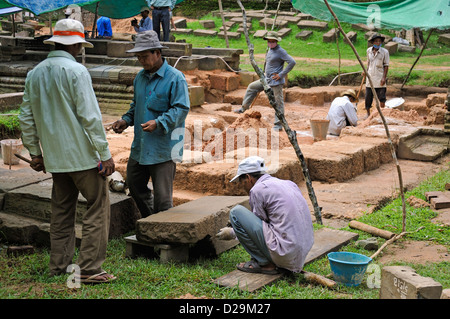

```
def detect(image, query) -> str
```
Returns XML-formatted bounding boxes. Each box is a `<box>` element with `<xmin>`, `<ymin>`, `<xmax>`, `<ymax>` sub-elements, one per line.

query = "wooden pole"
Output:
<box><xmin>323</xmin><ymin>0</ymin><xmax>407</xmax><ymax>232</ymax></box>
<box><xmin>271</xmin><ymin>0</ymin><xmax>283</xmax><ymax>31</ymax></box>
<box><xmin>91</xmin><ymin>2</ymin><xmax>99</xmax><ymax>39</ymax></box>
<box><xmin>401</xmin><ymin>28</ymin><xmax>434</xmax><ymax>89</ymax></box>
<box><xmin>237</xmin><ymin>0</ymin><xmax>323</xmax><ymax>225</ymax></box>
<box><xmin>218</xmin><ymin>0</ymin><xmax>229</xmax><ymax>48</ymax></box>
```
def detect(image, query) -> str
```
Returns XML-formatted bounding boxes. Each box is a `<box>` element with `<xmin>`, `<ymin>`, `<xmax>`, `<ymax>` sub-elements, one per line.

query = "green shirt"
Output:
<box><xmin>19</xmin><ymin>50</ymin><xmax>111</xmax><ymax>173</ymax></box>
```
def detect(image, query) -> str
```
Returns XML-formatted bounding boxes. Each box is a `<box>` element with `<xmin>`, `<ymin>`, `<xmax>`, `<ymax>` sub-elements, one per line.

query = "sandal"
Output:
<box><xmin>236</xmin><ymin>259</ymin><xmax>280</xmax><ymax>275</ymax></box>
<box><xmin>78</xmin><ymin>271</ymin><xmax>117</xmax><ymax>284</ymax></box>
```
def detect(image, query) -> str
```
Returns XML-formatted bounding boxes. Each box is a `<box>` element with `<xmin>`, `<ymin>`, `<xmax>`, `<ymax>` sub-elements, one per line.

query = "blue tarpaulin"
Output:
<box><xmin>0</xmin><ymin>5</ymin><xmax>21</xmax><ymax>16</ymax></box>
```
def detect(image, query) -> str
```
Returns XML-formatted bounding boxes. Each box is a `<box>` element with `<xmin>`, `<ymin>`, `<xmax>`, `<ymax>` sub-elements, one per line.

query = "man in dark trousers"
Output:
<box><xmin>149</xmin><ymin>0</ymin><xmax>176</xmax><ymax>41</ymax></box>
<box><xmin>111</xmin><ymin>30</ymin><xmax>190</xmax><ymax>218</ymax></box>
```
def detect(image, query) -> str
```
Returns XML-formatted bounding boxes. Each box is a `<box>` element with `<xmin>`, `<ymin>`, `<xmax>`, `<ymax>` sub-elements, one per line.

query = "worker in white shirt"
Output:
<box><xmin>326</xmin><ymin>89</ymin><xmax>359</xmax><ymax>136</ymax></box>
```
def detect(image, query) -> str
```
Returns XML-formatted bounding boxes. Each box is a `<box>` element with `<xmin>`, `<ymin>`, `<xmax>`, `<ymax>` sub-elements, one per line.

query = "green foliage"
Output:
<box><xmin>0</xmin><ymin>109</ymin><xmax>20</xmax><ymax>138</ymax></box>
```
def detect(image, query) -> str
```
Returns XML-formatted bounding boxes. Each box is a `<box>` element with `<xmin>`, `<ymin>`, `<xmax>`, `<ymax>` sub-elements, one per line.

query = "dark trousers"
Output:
<box><xmin>50</xmin><ymin>168</ymin><xmax>110</xmax><ymax>276</ymax></box>
<box><xmin>365</xmin><ymin>87</ymin><xmax>387</xmax><ymax>111</ymax></box>
<box><xmin>152</xmin><ymin>8</ymin><xmax>170</xmax><ymax>42</ymax></box>
<box><xmin>126</xmin><ymin>157</ymin><xmax>176</xmax><ymax>218</ymax></box>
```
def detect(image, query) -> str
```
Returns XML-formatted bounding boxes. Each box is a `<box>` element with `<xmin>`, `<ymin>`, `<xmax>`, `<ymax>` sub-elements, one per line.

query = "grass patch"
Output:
<box><xmin>0</xmin><ymin>108</ymin><xmax>21</xmax><ymax>139</ymax></box>
<box><xmin>174</xmin><ymin>14</ymin><xmax>450</xmax><ymax>87</ymax></box>
<box><xmin>1</xmin><ymin>167</ymin><xmax>449</xmax><ymax>299</ymax></box>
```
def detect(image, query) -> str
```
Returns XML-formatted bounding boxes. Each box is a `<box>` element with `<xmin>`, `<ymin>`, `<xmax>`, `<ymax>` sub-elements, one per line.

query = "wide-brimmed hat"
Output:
<box><xmin>43</xmin><ymin>19</ymin><xmax>93</xmax><ymax>48</ymax></box>
<box><xmin>263</xmin><ymin>31</ymin><xmax>281</xmax><ymax>42</ymax></box>
<box><xmin>127</xmin><ymin>30</ymin><xmax>168</xmax><ymax>53</ymax></box>
<box><xmin>140</xmin><ymin>6</ymin><xmax>150</xmax><ymax>13</ymax></box>
<box><xmin>341</xmin><ymin>89</ymin><xmax>359</xmax><ymax>102</ymax></box>
<box><xmin>230</xmin><ymin>156</ymin><xmax>267</xmax><ymax>183</ymax></box>
<box><xmin>368</xmin><ymin>32</ymin><xmax>385</xmax><ymax>43</ymax></box>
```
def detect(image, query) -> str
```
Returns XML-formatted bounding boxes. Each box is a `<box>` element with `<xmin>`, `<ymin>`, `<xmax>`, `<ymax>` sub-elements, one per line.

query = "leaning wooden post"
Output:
<box><xmin>323</xmin><ymin>0</ymin><xmax>407</xmax><ymax>232</ymax></box>
<box><xmin>237</xmin><ymin>0</ymin><xmax>323</xmax><ymax>225</ymax></box>
<box><xmin>401</xmin><ymin>28</ymin><xmax>434</xmax><ymax>89</ymax></box>
<box><xmin>218</xmin><ymin>0</ymin><xmax>229</xmax><ymax>48</ymax></box>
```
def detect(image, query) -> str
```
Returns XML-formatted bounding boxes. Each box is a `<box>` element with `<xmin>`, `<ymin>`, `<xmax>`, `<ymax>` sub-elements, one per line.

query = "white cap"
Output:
<box><xmin>43</xmin><ymin>19</ymin><xmax>93</xmax><ymax>48</ymax></box>
<box><xmin>230</xmin><ymin>156</ymin><xmax>267</xmax><ymax>183</ymax></box>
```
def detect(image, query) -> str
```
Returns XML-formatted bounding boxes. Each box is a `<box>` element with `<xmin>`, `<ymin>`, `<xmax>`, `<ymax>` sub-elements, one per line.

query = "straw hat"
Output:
<box><xmin>230</xmin><ymin>156</ymin><xmax>267</xmax><ymax>182</ymax></box>
<box><xmin>127</xmin><ymin>30</ymin><xmax>168</xmax><ymax>53</ymax></box>
<box><xmin>341</xmin><ymin>89</ymin><xmax>359</xmax><ymax>102</ymax></box>
<box><xmin>263</xmin><ymin>31</ymin><xmax>281</xmax><ymax>42</ymax></box>
<box><xmin>43</xmin><ymin>19</ymin><xmax>93</xmax><ymax>48</ymax></box>
<box><xmin>140</xmin><ymin>6</ymin><xmax>151</xmax><ymax>13</ymax></box>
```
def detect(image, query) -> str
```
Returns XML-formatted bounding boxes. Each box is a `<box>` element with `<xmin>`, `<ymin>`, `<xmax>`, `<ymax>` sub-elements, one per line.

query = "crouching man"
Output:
<box><xmin>216</xmin><ymin>156</ymin><xmax>314</xmax><ymax>274</ymax></box>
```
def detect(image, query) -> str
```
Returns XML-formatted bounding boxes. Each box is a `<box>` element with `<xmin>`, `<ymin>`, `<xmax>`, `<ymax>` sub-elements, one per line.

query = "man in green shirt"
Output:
<box><xmin>19</xmin><ymin>19</ymin><xmax>116</xmax><ymax>284</ymax></box>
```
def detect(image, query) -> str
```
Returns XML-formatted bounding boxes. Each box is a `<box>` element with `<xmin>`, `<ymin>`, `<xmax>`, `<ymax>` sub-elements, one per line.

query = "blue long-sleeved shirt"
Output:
<box><xmin>121</xmin><ymin>59</ymin><xmax>190</xmax><ymax>165</ymax></box>
<box><xmin>97</xmin><ymin>16</ymin><xmax>112</xmax><ymax>37</ymax></box>
<box><xmin>264</xmin><ymin>44</ymin><xmax>296</xmax><ymax>87</ymax></box>
<box><xmin>149</xmin><ymin>0</ymin><xmax>176</xmax><ymax>9</ymax></box>
<box><xmin>134</xmin><ymin>16</ymin><xmax>153</xmax><ymax>33</ymax></box>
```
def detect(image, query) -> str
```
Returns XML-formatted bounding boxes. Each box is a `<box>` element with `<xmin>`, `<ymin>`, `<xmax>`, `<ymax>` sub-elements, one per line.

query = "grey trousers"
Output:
<box><xmin>242</xmin><ymin>80</ymin><xmax>284</xmax><ymax>126</ymax></box>
<box><xmin>50</xmin><ymin>168</ymin><xmax>110</xmax><ymax>276</ymax></box>
<box><xmin>229</xmin><ymin>205</ymin><xmax>273</xmax><ymax>266</ymax></box>
<box><xmin>126</xmin><ymin>158</ymin><xmax>176</xmax><ymax>218</ymax></box>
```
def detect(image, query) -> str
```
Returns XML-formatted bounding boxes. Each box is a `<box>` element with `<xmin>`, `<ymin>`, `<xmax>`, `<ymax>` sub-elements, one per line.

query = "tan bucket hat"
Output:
<box><xmin>127</xmin><ymin>30</ymin><xmax>168</xmax><ymax>53</ymax></box>
<box><xmin>341</xmin><ymin>89</ymin><xmax>359</xmax><ymax>102</ymax></box>
<box><xmin>263</xmin><ymin>31</ymin><xmax>281</xmax><ymax>42</ymax></box>
<box><xmin>43</xmin><ymin>19</ymin><xmax>93</xmax><ymax>48</ymax></box>
<box><xmin>140</xmin><ymin>6</ymin><xmax>150</xmax><ymax>13</ymax></box>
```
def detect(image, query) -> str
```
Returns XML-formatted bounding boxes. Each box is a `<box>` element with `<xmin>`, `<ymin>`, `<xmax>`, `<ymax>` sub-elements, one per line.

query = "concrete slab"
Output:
<box><xmin>135</xmin><ymin>195</ymin><xmax>250</xmax><ymax>244</ymax></box>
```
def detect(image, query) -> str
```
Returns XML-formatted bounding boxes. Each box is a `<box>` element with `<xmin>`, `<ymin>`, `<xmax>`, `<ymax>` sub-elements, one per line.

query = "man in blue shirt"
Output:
<box><xmin>132</xmin><ymin>6</ymin><xmax>153</xmax><ymax>33</ymax></box>
<box><xmin>97</xmin><ymin>16</ymin><xmax>112</xmax><ymax>38</ymax></box>
<box><xmin>111</xmin><ymin>30</ymin><xmax>189</xmax><ymax>218</ymax></box>
<box><xmin>149</xmin><ymin>0</ymin><xmax>176</xmax><ymax>41</ymax></box>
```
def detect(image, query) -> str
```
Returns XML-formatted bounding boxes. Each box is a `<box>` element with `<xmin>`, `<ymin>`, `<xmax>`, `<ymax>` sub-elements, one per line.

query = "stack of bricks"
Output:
<box><xmin>445</xmin><ymin>88</ymin><xmax>450</xmax><ymax>134</ymax></box>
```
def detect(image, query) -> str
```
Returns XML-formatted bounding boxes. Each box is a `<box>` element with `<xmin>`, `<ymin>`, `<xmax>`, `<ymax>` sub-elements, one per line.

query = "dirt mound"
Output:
<box><xmin>110</xmin><ymin>17</ymin><xmax>139</xmax><ymax>34</ymax></box>
<box><xmin>359</xmin><ymin>108</ymin><xmax>424</xmax><ymax>127</ymax></box>
<box><xmin>202</xmin><ymin>110</ymin><xmax>292</xmax><ymax>159</ymax></box>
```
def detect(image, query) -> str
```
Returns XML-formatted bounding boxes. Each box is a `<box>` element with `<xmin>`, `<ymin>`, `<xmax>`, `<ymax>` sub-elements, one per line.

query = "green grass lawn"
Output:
<box><xmin>0</xmin><ymin>167</ymin><xmax>448</xmax><ymax>299</ymax></box>
<box><xmin>174</xmin><ymin>14</ymin><xmax>450</xmax><ymax>87</ymax></box>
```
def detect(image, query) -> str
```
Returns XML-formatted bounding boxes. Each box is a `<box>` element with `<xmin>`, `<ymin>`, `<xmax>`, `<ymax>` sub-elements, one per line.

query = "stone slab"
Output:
<box><xmin>107</xmin><ymin>41</ymin><xmax>134</xmax><ymax>58</ymax></box>
<box><xmin>437</xmin><ymin>33</ymin><xmax>450</xmax><ymax>46</ymax></box>
<box><xmin>213</xmin><ymin>228</ymin><xmax>358</xmax><ymax>291</ymax></box>
<box><xmin>171</xmin><ymin>28</ymin><xmax>193</xmax><ymax>35</ymax></box>
<box><xmin>397</xmin><ymin>128</ymin><xmax>449</xmax><ymax>161</ymax></box>
<box><xmin>218</xmin><ymin>31</ymin><xmax>241</xmax><ymax>40</ymax></box>
<box><xmin>259</xmin><ymin>18</ymin><xmax>288</xmax><ymax>28</ymax></box>
<box><xmin>297</xmin><ymin>20</ymin><xmax>328</xmax><ymax>31</ymax></box>
<box><xmin>135</xmin><ymin>195</ymin><xmax>250</xmax><ymax>244</ymax></box>
<box><xmin>380</xmin><ymin>266</ymin><xmax>443</xmax><ymax>299</ymax></box>
<box><xmin>296</xmin><ymin>30</ymin><xmax>313</xmax><ymax>40</ymax></box>
<box><xmin>253</xmin><ymin>30</ymin><xmax>267</xmax><ymax>38</ymax></box>
<box><xmin>199</xmin><ymin>20</ymin><xmax>216</xmax><ymax>29</ymax></box>
<box><xmin>193</xmin><ymin>29</ymin><xmax>218</xmax><ymax>37</ymax></box>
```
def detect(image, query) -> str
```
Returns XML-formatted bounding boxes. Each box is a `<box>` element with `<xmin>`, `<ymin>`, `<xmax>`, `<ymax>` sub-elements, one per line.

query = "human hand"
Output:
<box><xmin>112</xmin><ymin>119</ymin><xmax>128</xmax><ymax>134</ymax></box>
<box><xmin>30</xmin><ymin>155</ymin><xmax>46</xmax><ymax>173</ymax></box>
<box><xmin>141</xmin><ymin>120</ymin><xmax>157</xmax><ymax>132</ymax></box>
<box><xmin>380</xmin><ymin>78</ymin><xmax>386</xmax><ymax>86</ymax></box>
<box><xmin>99</xmin><ymin>157</ymin><xmax>115</xmax><ymax>177</ymax></box>
<box><xmin>271</xmin><ymin>73</ymin><xmax>281</xmax><ymax>81</ymax></box>
<box><xmin>215</xmin><ymin>227</ymin><xmax>235</xmax><ymax>240</ymax></box>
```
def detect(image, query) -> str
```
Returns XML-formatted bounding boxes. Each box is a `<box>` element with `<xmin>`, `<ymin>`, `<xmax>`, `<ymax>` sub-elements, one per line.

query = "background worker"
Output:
<box><xmin>149</xmin><ymin>0</ymin><xmax>177</xmax><ymax>41</ymax></box>
<box><xmin>97</xmin><ymin>16</ymin><xmax>112</xmax><ymax>38</ymax></box>
<box><xmin>111</xmin><ymin>30</ymin><xmax>190</xmax><ymax>218</ymax></box>
<box><xmin>234</xmin><ymin>31</ymin><xmax>296</xmax><ymax>131</ymax></box>
<box><xmin>327</xmin><ymin>89</ymin><xmax>359</xmax><ymax>136</ymax></box>
<box><xmin>19</xmin><ymin>19</ymin><xmax>116</xmax><ymax>284</ymax></box>
<box><xmin>132</xmin><ymin>6</ymin><xmax>153</xmax><ymax>33</ymax></box>
<box><xmin>365</xmin><ymin>33</ymin><xmax>390</xmax><ymax>117</ymax></box>
<box><xmin>216</xmin><ymin>156</ymin><xmax>314</xmax><ymax>275</ymax></box>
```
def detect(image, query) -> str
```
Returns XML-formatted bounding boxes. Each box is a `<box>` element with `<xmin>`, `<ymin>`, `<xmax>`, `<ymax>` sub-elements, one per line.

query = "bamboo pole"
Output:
<box><xmin>323</xmin><ymin>0</ymin><xmax>407</xmax><ymax>232</ymax></box>
<box><xmin>271</xmin><ymin>0</ymin><xmax>283</xmax><ymax>31</ymax></box>
<box><xmin>218</xmin><ymin>0</ymin><xmax>229</xmax><ymax>48</ymax></box>
<box><xmin>237</xmin><ymin>0</ymin><xmax>323</xmax><ymax>225</ymax></box>
<box><xmin>401</xmin><ymin>28</ymin><xmax>434</xmax><ymax>89</ymax></box>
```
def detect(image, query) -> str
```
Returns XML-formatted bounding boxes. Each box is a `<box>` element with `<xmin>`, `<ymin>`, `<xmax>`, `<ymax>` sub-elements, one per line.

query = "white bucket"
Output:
<box><xmin>1</xmin><ymin>139</ymin><xmax>23</xmax><ymax>165</ymax></box>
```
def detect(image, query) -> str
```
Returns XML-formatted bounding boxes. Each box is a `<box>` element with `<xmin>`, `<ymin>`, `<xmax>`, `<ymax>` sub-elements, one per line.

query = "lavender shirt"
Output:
<box><xmin>249</xmin><ymin>174</ymin><xmax>314</xmax><ymax>272</ymax></box>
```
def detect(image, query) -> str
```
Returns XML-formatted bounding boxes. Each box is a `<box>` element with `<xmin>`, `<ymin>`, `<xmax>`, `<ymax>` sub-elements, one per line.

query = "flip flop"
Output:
<box><xmin>78</xmin><ymin>271</ymin><xmax>117</xmax><ymax>284</ymax></box>
<box><xmin>236</xmin><ymin>260</ymin><xmax>280</xmax><ymax>275</ymax></box>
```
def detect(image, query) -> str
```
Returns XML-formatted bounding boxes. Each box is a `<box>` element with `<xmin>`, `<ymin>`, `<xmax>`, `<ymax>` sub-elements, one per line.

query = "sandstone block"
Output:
<box><xmin>296</xmin><ymin>30</ymin><xmax>313</xmax><ymax>40</ymax></box>
<box><xmin>297</xmin><ymin>20</ymin><xmax>328</xmax><ymax>31</ymax></box>
<box><xmin>344</xmin><ymin>31</ymin><xmax>357</xmax><ymax>44</ymax></box>
<box><xmin>441</xmin><ymin>289</ymin><xmax>450</xmax><ymax>299</ymax></box>
<box><xmin>277</xmin><ymin>28</ymin><xmax>291</xmax><ymax>38</ymax></box>
<box><xmin>253</xmin><ymin>30</ymin><xmax>267</xmax><ymax>38</ymax></box>
<box><xmin>398</xmin><ymin>44</ymin><xmax>416</xmax><ymax>53</ymax></box>
<box><xmin>380</xmin><ymin>266</ymin><xmax>443</xmax><ymax>299</ymax></box>
<box><xmin>135</xmin><ymin>196</ymin><xmax>249</xmax><ymax>244</ymax></box>
<box><xmin>323</xmin><ymin>28</ymin><xmax>339</xmax><ymax>43</ymax></box>
<box><xmin>437</xmin><ymin>33</ymin><xmax>450</xmax><ymax>46</ymax></box>
<box><xmin>209</xmin><ymin>72</ymin><xmax>240</xmax><ymax>92</ymax></box>
<box><xmin>193</xmin><ymin>29</ymin><xmax>218</xmax><ymax>37</ymax></box>
<box><xmin>384</xmin><ymin>41</ymin><xmax>398</xmax><ymax>55</ymax></box>
<box><xmin>199</xmin><ymin>20</ymin><xmax>215</xmax><ymax>29</ymax></box>
<box><xmin>174</xmin><ymin>18</ymin><xmax>187</xmax><ymax>29</ymax></box>
<box><xmin>107</xmin><ymin>41</ymin><xmax>134</xmax><ymax>58</ymax></box>
<box><xmin>188</xmin><ymin>85</ymin><xmax>205</xmax><ymax>107</ymax></box>
<box><xmin>218</xmin><ymin>31</ymin><xmax>241</xmax><ymax>40</ymax></box>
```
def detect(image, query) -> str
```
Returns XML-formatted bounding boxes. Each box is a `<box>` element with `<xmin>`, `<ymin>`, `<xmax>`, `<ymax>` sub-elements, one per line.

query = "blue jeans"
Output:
<box><xmin>229</xmin><ymin>205</ymin><xmax>273</xmax><ymax>266</ymax></box>
<box><xmin>152</xmin><ymin>8</ymin><xmax>170</xmax><ymax>42</ymax></box>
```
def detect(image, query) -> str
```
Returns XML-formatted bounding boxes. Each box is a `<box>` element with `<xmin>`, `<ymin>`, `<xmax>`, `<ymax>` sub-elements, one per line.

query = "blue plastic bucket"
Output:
<box><xmin>327</xmin><ymin>252</ymin><xmax>372</xmax><ymax>287</ymax></box>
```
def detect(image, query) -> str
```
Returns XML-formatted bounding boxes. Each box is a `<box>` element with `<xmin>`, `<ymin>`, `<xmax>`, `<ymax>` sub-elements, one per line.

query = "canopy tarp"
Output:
<box><xmin>0</xmin><ymin>0</ymin><xmax>185</xmax><ymax>17</ymax></box>
<box><xmin>291</xmin><ymin>0</ymin><xmax>450</xmax><ymax>30</ymax></box>
<box><xmin>83</xmin><ymin>0</ymin><xmax>185</xmax><ymax>19</ymax></box>
<box><xmin>0</xmin><ymin>5</ymin><xmax>21</xmax><ymax>16</ymax></box>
